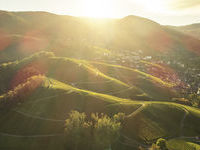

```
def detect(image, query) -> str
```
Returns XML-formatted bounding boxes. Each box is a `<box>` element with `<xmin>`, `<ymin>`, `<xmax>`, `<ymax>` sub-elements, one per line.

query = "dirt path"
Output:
<box><xmin>14</xmin><ymin>110</ymin><xmax>65</xmax><ymax>122</ymax></box>
<box><xmin>179</xmin><ymin>107</ymin><xmax>189</xmax><ymax>136</ymax></box>
<box><xmin>0</xmin><ymin>132</ymin><xmax>63</xmax><ymax>138</ymax></box>
<box><xmin>126</xmin><ymin>103</ymin><xmax>146</xmax><ymax>118</ymax></box>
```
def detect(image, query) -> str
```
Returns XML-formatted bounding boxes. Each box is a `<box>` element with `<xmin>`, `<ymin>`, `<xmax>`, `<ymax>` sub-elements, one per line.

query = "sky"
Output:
<box><xmin>0</xmin><ymin>0</ymin><xmax>200</xmax><ymax>25</ymax></box>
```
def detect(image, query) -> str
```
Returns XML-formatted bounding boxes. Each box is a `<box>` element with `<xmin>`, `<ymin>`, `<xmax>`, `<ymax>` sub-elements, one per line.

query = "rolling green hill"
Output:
<box><xmin>0</xmin><ymin>52</ymin><xmax>181</xmax><ymax>101</ymax></box>
<box><xmin>0</xmin><ymin>11</ymin><xmax>199</xmax><ymax>96</ymax></box>
<box><xmin>0</xmin><ymin>76</ymin><xmax>200</xmax><ymax>149</ymax></box>
<box><xmin>0</xmin><ymin>52</ymin><xmax>200</xmax><ymax>150</ymax></box>
<box><xmin>0</xmin><ymin>10</ymin><xmax>200</xmax><ymax>150</ymax></box>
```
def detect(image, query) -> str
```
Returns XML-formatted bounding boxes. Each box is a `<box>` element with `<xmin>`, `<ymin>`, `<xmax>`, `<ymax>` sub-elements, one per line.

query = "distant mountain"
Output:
<box><xmin>0</xmin><ymin>10</ymin><xmax>200</xmax><ymax>63</ymax></box>
<box><xmin>168</xmin><ymin>23</ymin><xmax>200</xmax><ymax>40</ymax></box>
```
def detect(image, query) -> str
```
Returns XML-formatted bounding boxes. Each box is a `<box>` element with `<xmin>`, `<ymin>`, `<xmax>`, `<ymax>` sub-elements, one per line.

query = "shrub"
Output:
<box><xmin>64</xmin><ymin>111</ymin><xmax>125</xmax><ymax>150</ymax></box>
<box><xmin>92</xmin><ymin>113</ymin><xmax>124</xmax><ymax>150</ymax></box>
<box><xmin>64</xmin><ymin>111</ymin><xmax>92</xmax><ymax>150</ymax></box>
<box><xmin>156</xmin><ymin>138</ymin><xmax>168</xmax><ymax>150</ymax></box>
<box><xmin>150</xmin><ymin>138</ymin><xmax>168</xmax><ymax>150</ymax></box>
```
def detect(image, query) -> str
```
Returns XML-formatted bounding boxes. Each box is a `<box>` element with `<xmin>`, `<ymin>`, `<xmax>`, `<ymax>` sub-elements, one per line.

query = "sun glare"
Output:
<box><xmin>80</xmin><ymin>0</ymin><xmax>115</xmax><ymax>18</ymax></box>
<box><xmin>130</xmin><ymin>0</ymin><xmax>169</xmax><ymax>13</ymax></box>
<box><xmin>78</xmin><ymin>0</ymin><xmax>171</xmax><ymax>18</ymax></box>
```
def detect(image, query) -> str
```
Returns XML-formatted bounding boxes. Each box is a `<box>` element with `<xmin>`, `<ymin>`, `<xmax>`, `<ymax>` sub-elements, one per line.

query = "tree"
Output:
<box><xmin>187</xmin><ymin>93</ymin><xmax>200</xmax><ymax>108</ymax></box>
<box><xmin>156</xmin><ymin>138</ymin><xmax>168</xmax><ymax>150</ymax></box>
<box><xmin>150</xmin><ymin>138</ymin><xmax>168</xmax><ymax>150</ymax></box>
<box><xmin>64</xmin><ymin>111</ymin><xmax>92</xmax><ymax>150</ymax></box>
<box><xmin>92</xmin><ymin>113</ymin><xmax>124</xmax><ymax>150</ymax></box>
<box><xmin>64</xmin><ymin>111</ymin><xmax>125</xmax><ymax>150</ymax></box>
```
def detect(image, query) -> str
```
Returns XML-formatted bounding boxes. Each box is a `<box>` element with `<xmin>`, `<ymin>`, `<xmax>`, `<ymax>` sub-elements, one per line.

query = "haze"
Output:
<box><xmin>0</xmin><ymin>0</ymin><xmax>200</xmax><ymax>25</ymax></box>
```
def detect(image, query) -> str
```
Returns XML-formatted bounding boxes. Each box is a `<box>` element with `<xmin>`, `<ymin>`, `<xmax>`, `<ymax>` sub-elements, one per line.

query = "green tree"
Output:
<box><xmin>187</xmin><ymin>93</ymin><xmax>200</xmax><ymax>108</ymax></box>
<box><xmin>64</xmin><ymin>111</ymin><xmax>92</xmax><ymax>150</ymax></box>
<box><xmin>92</xmin><ymin>113</ymin><xmax>124</xmax><ymax>150</ymax></box>
<box><xmin>156</xmin><ymin>138</ymin><xmax>168</xmax><ymax>150</ymax></box>
<box><xmin>64</xmin><ymin>111</ymin><xmax>124</xmax><ymax>150</ymax></box>
<box><xmin>150</xmin><ymin>138</ymin><xmax>168</xmax><ymax>150</ymax></box>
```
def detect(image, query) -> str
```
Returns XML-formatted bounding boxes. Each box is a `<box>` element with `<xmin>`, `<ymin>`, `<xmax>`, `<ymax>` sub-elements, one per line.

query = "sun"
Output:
<box><xmin>79</xmin><ymin>0</ymin><xmax>170</xmax><ymax>18</ymax></box>
<box><xmin>80</xmin><ymin>0</ymin><xmax>115</xmax><ymax>18</ymax></box>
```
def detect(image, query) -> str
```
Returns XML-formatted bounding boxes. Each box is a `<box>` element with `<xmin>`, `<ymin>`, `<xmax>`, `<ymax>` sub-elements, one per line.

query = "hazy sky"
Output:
<box><xmin>1</xmin><ymin>0</ymin><xmax>200</xmax><ymax>25</ymax></box>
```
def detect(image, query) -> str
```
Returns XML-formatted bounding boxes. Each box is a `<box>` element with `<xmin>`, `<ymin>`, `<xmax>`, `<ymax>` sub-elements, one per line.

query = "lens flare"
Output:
<box><xmin>80</xmin><ymin>0</ymin><xmax>115</xmax><ymax>18</ymax></box>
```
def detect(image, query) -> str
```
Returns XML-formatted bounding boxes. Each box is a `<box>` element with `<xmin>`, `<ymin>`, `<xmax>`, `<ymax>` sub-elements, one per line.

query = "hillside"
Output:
<box><xmin>0</xmin><ymin>11</ymin><xmax>199</xmax><ymax>95</ymax></box>
<box><xmin>0</xmin><ymin>75</ymin><xmax>200</xmax><ymax>150</ymax></box>
<box><xmin>0</xmin><ymin>52</ymin><xmax>180</xmax><ymax>101</ymax></box>
<box><xmin>0</xmin><ymin>10</ymin><xmax>200</xmax><ymax>150</ymax></box>
<box><xmin>168</xmin><ymin>23</ymin><xmax>200</xmax><ymax>40</ymax></box>
<box><xmin>0</xmin><ymin>10</ymin><xmax>200</xmax><ymax>62</ymax></box>
<box><xmin>0</xmin><ymin>11</ymin><xmax>200</xmax><ymax>85</ymax></box>
<box><xmin>0</xmin><ymin>52</ymin><xmax>200</xmax><ymax>150</ymax></box>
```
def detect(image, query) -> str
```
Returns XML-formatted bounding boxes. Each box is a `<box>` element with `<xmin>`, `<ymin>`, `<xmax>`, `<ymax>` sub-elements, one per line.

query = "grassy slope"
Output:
<box><xmin>168</xmin><ymin>23</ymin><xmax>200</xmax><ymax>40</ymax></box>
<box><xmin>0</xmin><ymin>54</ymin><xmax>146</xmax><ymax>100</ymax></box>
<box><xmin>0</xmin><ymin>52</ymin><xmax>200</xmax><ymax>149</ymax></box>
<box><xmin>90</xmin><ymin>61</ymin><xmax>179</xmax><ymax>101</ymax></box>
<box><xmin>0</xmin><ymin>51</ymin><xmax>54</xmax><ymax>94</ymax></box>
<box><xmin>0</xmin><ymin>78</ymin><xmax>200</xmax><ymax>149</ymax></box>
<box><xmin>46</xmin><ymin>57</ymin><xmax>154</xmax><ymax>100</ymax></box>
<box><xmin>167</xmin><ymin>139</ymin><xmax>200</xmax><ymax>150</ymax></box>
<box><xmin>1</xmin><ymin>51</ymin><xmax>179</xmax><ymax>101</ymax></box>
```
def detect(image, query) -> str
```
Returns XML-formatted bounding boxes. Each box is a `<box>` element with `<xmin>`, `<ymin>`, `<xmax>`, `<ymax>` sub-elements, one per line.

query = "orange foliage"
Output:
<box><xmin>10</xmin><ymin>60</ymin><xmax>48</xmax><ymax>89</ymax></box>
<box><xmin>146</xmin><ymin>63</ymin><xmax>185</xmax><ymax>89</ymax></box>
<box><xmin>1</xmin><ymin>75</ymin><xmax>45</xmax><ymax>109</ymax></box>
<box><xmin>11</xmin><ymin>75</ymin><xmax>45</xmax><ymax>99</ymax></box>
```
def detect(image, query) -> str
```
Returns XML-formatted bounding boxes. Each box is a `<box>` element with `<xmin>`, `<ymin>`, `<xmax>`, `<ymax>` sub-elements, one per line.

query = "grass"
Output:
<box><xmin>89</xmin><ymin>60</ymin><xmax>179</xmax><ymax>101</ymax></box>
<box><xmin>55</xmin><ymin>57</ymin><xmax>130</xmax><ymax>87</ymax></box>
<box><xmin>44</xmin><ymin>78</ymin><xmax>133</xmax><ymax>104</ymax></box>
<box><xmin>0</xmin><ymin>51</ymin><xmax>180</xmax><ymax>101</ymax></box>
<box><xmin>90</xmin><ymin>61</ymin><xmax>175</xmax><ymax>87</ymax></box>
<box><xmin>0</xmin><ymin>52</ymin><xmax>200</xmax><ymax>150</ymax></box>
<box><xmin>167</xmin><ymin>139</ymin><xmax>200</xmax><ymax>150</ymax></box>
<box><xmin>0</xmin><ymin>77</ymin><xmax>200</xmax><ymax>150</ymax></box>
